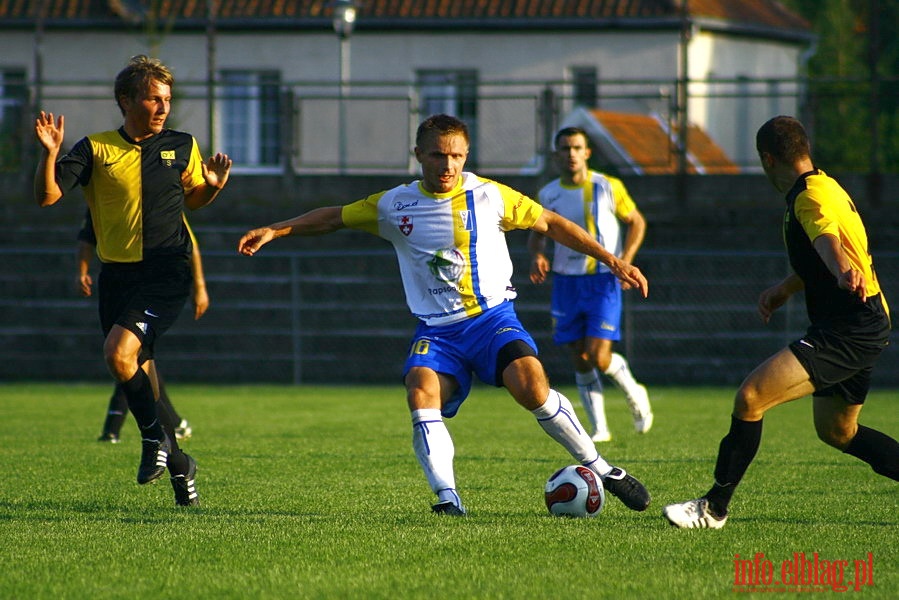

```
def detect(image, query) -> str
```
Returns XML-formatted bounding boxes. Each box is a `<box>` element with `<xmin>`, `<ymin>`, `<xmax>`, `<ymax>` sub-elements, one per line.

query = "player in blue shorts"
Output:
<box><xmin>239</xmin><ymin>114</ymin><xmax>653</xmax><ymax>515</ymax></box>
<box><xmin>529</xmin><ymin>127</ymin><xmax>652</xmax><ymax>442</ymax></box>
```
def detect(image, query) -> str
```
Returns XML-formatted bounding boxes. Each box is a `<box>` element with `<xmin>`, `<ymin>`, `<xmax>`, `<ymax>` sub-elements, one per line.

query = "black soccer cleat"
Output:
<box><xmin>431</xmin><ymin>501</ymin><xmax>467</xmax><ymax>517</ymax></box>
<box><xmin>171</xmin><ymin>454</ymin><xmax>199</xmax><ymax>507</ymax></box>
<box><xmin>137</xmin><ymin>434</ymin><xmax>171</xmax><ymax>485</ymax></box>
<box><xmin>97</xmin><ymin>432</ymin><xmax>120</xmax><ymax>444</ymax></box>
<box><xmin>602</xmin><ymin>467</ymin><xmax>651</xmax><ymax>511</ymax></box>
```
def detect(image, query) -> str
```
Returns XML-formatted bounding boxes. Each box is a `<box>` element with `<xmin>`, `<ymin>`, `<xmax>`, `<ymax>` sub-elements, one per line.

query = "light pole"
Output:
<box><xmin>332</xmin><ymin>0</ymin><xmax>356</xmax><ymax>174</ymax></box>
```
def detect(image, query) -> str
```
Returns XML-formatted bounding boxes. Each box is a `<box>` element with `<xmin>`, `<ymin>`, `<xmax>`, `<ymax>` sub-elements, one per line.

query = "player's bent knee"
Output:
<box><xmin>733</xmin><ymin>385</ymin><xmax>764</xmax><ymax>420</ymax></box>
<box><xmin>815</xmin><ymin>422</ymin><xmax>855</xmax><ymax>450</ymax></box>
<box><xmin>495</xmin><ymin>340</ymin><xmax>539</xmax><ymax>385</ymax></box>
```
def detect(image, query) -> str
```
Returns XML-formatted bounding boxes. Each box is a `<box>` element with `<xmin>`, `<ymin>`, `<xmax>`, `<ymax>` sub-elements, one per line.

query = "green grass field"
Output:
<box><xmin>1</xmin><ymin>383</ymin><xmax>895</xmax><ymax>599</ymax></box>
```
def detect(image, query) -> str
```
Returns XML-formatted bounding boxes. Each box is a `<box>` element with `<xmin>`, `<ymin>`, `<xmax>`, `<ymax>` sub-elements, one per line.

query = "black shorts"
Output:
<box><xmin>789</xmin><ymin>305</ymin><xmax>891</xmax><ymax>405</ymax></box>
<box><xmin>98</xmin><ymin>254</ymin><xmax>191</xmax><ymax>362</ymax></box>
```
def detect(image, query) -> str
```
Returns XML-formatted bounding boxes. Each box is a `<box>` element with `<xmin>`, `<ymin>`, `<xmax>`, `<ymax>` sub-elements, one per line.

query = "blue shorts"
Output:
<box><xmin>403</xmin><ymin>301</ymin><xmax>538</xmax><ymax>418</ymax></box>
<box><xmin>550</xmin><ymin>272</ymin><xmax>622</xmax><ymax>345</ymax></box>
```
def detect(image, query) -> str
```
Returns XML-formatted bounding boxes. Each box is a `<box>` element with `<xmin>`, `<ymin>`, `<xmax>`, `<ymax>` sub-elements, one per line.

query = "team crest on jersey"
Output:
<box><xmin>160</xmin><ymin>150</ymin><xmax>175</xmax><ymax>167</ymax></box>
<box><xmin>397</xmin><ymin>215</ymin><xmax>414</xmax><ymax>236</ymax></box>
<box><xmin>459</xmin><ymin>210</ymin><xmax>474</xmax><ymax>231</ymax></box>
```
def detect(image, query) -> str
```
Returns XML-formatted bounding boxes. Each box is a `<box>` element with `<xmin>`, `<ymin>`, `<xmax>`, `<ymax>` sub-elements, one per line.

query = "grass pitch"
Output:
<box><xmin>1</xmin><ymin>383</ymin><xmax>895</xmax><ymax>598</ymax></box>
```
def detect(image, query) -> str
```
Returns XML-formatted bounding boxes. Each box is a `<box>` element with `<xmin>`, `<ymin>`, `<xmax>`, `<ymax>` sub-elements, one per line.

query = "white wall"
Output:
<box><xmin>4</xmin><ymin>26</ymin><xmax>805</xmax><ymax>172</ymax></box>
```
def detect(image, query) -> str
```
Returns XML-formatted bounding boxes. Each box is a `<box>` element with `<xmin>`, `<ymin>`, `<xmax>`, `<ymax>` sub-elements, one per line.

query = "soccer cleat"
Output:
<box><xmin>171</xmin><ymin>454</ymin><xmax>200</xmax><ymax>507</ymax></box>
<box><xmin>591</xmin><ymin>430</ymin><xmax>612</xmax><ymax>443</ymax></box>
<box><xmin>97</xmin><ymin>432</ymin><xmax>120</xmax><ymax>444</ymax></box>
<box><xmin>663</xmin><ymin>497</ymin><xmax>727</xmax><ymax>529</ymax></box>
<box><xmin>602</xmin><ymin>467</ymin><xmax>651</xmax><ymax>511</ymax></box>
<box><xmin>635</xmin><ymin>411</ymin><xmax>654</xmax><ymax>434</ymax></box>
<box><xmin>174</xmin><ymin>419</ymin><xmax>192</xmax><ymax>441</ymax></box>
<box><xmin>137</xmin><ymin>434</ymin><xmax>171</xmax><ymax>485</ymax></box>
<box><xmin>627</xmin><ymin>385</ymin><xmax>654</xmax><ymax>434</ymax></box>
<box><xmin>431</xmin><ymin>501</ymin><xmax>467</xmax><ymax>517</ymax></box>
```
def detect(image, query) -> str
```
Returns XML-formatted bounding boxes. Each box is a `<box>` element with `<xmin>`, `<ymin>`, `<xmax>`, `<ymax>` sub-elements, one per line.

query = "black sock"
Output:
<box><xmin>157</xmin><ymin>374</ymin><xmax>182</xmax><ymax>424</ymax></box>
<box><xmin>120</xmin><ymin>369</ymin><xmax>164</xmax><ymax>440</ymax></box>
<box><xmin>843</xmin><ymin>425</ymin><xmax>899</xmax><ymax>481</ymax></box>
<box><xmin>101</xmin><ymin>384</ymin><xmax>129</xmax><ymax>436</ymax></box>
<box><xmin>166</xmin><ymin>448</ymin><xmax>189</xmax><ymax>476</ymax></box>
<box><xmin>705</xmin><ymin>416</ymin><xmax>763</xmax><ymax>516</ymax></box>
<box><xmin>155</xmin><ymin>394</ymin><xmax>181</xmax><ymax>453</ymax></box>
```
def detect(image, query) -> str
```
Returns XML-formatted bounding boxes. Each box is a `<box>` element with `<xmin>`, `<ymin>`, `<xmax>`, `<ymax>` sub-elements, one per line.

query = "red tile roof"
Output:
<box><xmin>578</xmin><ymin>109</ymin><xmax>740</xmax><ymax>175</ymax></box>
<box><xmin>1</xmin><ymin>0</ymin><xmax>810</xmax><ymax>35</ymax></box>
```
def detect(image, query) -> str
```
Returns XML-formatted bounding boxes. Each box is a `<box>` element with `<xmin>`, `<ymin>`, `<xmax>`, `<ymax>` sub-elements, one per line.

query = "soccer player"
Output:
<box><xmin>238</xmin><ymin>114</ymin><xmax>653</xmax><ymax>515</ymax></box>
<box><xmin>77</xmin><ymin>209</ymin><xmax>203</xmax><ymax>444</ymax></box>
<box><xmin>34</xmin><ymin>55</ymin><xmax>232</xmax><ymax>507</ymax></box>
<box><xmin>528</xmin><ymin>127</ymin><xmax>652</xmax><ymax>442</ymax></box>
<box><xmin>664</xmin><ymin>116</ymin><xmax>898</xmax><ymax>529</ymax></box>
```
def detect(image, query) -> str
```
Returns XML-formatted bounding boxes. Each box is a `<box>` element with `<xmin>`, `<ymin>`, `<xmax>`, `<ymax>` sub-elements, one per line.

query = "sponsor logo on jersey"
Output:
<box><xmin>428</xmin><ymin>248</ymin><xmax>465</xmax><ymax>283</ymax></box>
<box><xmin>398</xmin><ymin>215</ymin><xmax>413</xmax><ymax>236</ymax></box>
<box><xmin>160</xmin><ymin>150</ymin><xmax>175</xmax><ymax>167</ymax></box>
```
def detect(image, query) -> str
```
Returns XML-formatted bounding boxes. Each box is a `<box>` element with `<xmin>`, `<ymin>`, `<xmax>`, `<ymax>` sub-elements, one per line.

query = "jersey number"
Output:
<box><xmin>410</xmin><ymin>339</ymin><xmax>431</xmax><ymax>356</ymax></box>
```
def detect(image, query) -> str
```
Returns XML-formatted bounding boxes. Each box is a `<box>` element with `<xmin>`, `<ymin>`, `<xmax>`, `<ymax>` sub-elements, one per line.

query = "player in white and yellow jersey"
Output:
<box><xmin>529</xmin><ymin>127</ymin><xmax>652</xmax><ymax>442</ymax></box>
<box><xmin>239</xmin><ymin>114</ymin><xmax>652</xmax><ymax>516</ymax></box>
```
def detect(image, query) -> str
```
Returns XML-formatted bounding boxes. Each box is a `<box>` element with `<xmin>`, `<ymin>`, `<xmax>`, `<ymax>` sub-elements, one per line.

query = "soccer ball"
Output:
<box><xmin>544</xmin><ymin>465</ymin><xmax>605</xmax><ymax>518</ymax></box>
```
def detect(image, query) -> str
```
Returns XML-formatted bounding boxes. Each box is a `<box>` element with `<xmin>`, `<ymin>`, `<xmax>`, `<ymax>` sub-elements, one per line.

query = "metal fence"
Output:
<box><xmin>0</xmin><ymin>73</ymin><xmax>862</xmax><ymax>175</ymax></box>
<box><xmin>4</xmin><ymin>239</ymin><xmax>899</xmax><ymax>387</ymax></box>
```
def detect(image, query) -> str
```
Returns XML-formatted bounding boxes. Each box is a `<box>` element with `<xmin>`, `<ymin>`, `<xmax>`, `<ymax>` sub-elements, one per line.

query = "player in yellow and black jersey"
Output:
<box><xmin>664</xmin><ymin>116</ymin><xmax>897</xmax><ymax>530</ymax></box>
<box><xmin>34</xmin><ymin>55</ymin><xmax>231</xmax><ymax>507</ymax></box>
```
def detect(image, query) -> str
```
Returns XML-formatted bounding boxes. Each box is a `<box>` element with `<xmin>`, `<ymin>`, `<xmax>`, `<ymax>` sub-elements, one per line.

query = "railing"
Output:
<box><xmin>4</xmin><ymin>241</ymin><xmax>898</xmax><ymax>386</ymax></box>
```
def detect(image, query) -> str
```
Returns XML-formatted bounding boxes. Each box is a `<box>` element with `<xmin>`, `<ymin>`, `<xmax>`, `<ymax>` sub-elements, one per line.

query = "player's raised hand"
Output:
<box><xmin>203</xmin><ymin>152</ymin><xmax>232</xmax><ymax>190</ymax></box>
<box><xmin>35</xmin><ymin>111</ymin><xmax>65</xmax><ymax>153</ymax></box>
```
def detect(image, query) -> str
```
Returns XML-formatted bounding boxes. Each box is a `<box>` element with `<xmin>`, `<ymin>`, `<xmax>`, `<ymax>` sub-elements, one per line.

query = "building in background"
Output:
<box><xmin>0</xmin><ymin>1</ymin><xmax>812</xmax><ymax>175</ymax></box>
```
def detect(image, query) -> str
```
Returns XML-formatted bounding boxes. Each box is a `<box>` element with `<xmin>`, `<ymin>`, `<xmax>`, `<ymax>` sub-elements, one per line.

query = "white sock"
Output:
<box><xmin>575</xmin><ymin>369</ymin><xmax>609</xmax><ymax>435</ymax></box>
<box><xmin>532</xmin><ymin>389</ymin><xmax>612</xmax><ymax>476</ymax></box>
<box><xmin>411</xmin><ymin>409</ymin><xmax>462</xmax><ymax>508</ymax></box>
<box><xmin>605</xmin><ymin>353</ymin><xmax>640</xmax><ymax>397</ymax></box>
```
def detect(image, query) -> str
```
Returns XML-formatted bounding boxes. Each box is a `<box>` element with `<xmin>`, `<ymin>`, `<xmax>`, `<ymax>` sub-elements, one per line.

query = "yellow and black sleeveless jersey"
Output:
<box><xmin>57</xmin><ymin>127</ymin><xmax>205</xmax><ymax>263</ymax></box>
<box><xmin>784</xmin><ymin>169</ymin><xmax>889</xmax><ymax>327</ymax></box>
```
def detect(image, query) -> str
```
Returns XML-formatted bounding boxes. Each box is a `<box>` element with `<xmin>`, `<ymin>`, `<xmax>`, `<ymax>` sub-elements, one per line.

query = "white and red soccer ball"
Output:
<box><xmin>544</xmin><ymin>465</ymin><xmax>605</xmax><ymax>518</ymax></box>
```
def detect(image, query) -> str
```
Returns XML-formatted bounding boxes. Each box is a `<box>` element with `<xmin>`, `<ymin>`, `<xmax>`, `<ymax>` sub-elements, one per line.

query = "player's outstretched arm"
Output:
<box><xmin>238</xmin><ymin>206</ymin><xmax>346</xmax><ymax>256</ymax></box>
<box><xmin>531</xmin><ymin>209</ymin><xmax>648</xmax><ymax>297</ymax></box>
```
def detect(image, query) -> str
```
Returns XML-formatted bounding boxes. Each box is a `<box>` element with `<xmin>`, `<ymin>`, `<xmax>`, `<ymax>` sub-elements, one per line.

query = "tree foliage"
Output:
<box><xmin>781</xmin><ymin>0</ymin><xmax>899</xmax><ymax>173</ymax></box>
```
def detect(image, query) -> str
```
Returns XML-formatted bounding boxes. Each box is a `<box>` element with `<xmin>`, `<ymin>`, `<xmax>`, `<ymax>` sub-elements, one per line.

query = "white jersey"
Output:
<box><xmin>537</xmin><ymin>170</ymin><xmax>636</xmax><ymax>275</ymax></box>
<box><xmin>342</xmin><ymin>172</ymin><xmax>544</xmax><ymax>325</ymax></box>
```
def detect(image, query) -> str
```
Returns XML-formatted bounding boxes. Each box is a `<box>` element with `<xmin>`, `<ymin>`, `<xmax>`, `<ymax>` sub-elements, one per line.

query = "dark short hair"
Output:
<box><xmin>554</xmin><ymin>126</ymin><xmax>589</xmax><ymax>148</ymax></box>
<box><xmin>416</xmin><ymin>114</ymin><xmax>470</xmax><ymax>147</ymax></box>
<box><xmin>114</xmin><ymin>55</ymin><xmax>174</xmax><ymax>115</ymax></box>
<box><xmin>755</xmin><ymin>116</ymin><xmax>811</xmax><ymax>164</ymax></box>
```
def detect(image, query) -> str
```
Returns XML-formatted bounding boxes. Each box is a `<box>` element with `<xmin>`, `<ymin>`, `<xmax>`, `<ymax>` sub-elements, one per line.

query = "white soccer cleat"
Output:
<box><xmin>175</xmin><ymin>419</ymin><xmax>192</xmax><ymax>441</ymax></box>
<box><xmin>591</xmin><ymin>430</ymin><xmax>612</xmax><ymax>442</ymax></box>
<box><xmin>663</xmin><ymin>498</ymin><xmax>727</xmax><ymax>529</ymax></box>
<box><xmin>627</xmin><ymin>385</ymin><xmax>653</xmax><ymax>433</ymax></box>
<box><xmin>635</xmin><ymin>411</ymin><xmax>653</xmax><ymax>434</ymax></box>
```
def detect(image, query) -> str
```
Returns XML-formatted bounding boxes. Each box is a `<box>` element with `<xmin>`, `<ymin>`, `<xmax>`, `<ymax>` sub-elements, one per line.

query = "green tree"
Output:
<box><xmin>782</xmin><ymin>0</ymin><xmax>898</xmax><ymax>173</ymax></box>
